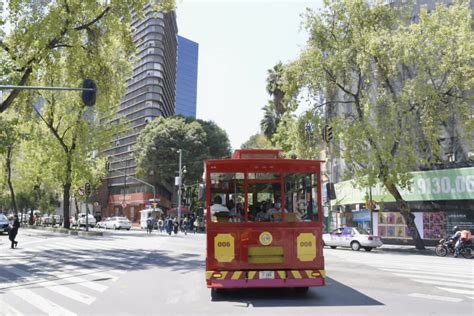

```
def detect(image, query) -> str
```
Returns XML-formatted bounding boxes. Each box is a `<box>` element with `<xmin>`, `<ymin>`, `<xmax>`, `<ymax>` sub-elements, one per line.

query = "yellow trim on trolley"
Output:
<box><xmin>248</xmin><ymin>271</ymin><xmax>257</xmax><ymax>279</ymax></box>
<box><xmin>231</xmin><ymin>271</ymin><xmax>242</xmax><ymax>280</ymax></box>
<box><xmin>291</xmin><ymin>270</ymin><xmax>302</xmax><ymax>279</ymax></box>
<box><xmin>319</xmin><ymin>270</ymin><xmax>326</xmax><ymax>278</ymax></box>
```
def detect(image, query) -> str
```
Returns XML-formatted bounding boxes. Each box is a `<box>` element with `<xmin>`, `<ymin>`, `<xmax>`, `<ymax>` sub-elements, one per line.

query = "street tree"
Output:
<box><xmin>284</xmin><ymin>0</ymin><xmax>474</xmax><ymax>249</ymax></box>
<box><xmin>0</xmin><ymin>0</ymin><xmax>175</xmax><ymax>112</ymax></box>
<box><xmin>134</xmin><ymin>116</ymin><xmax>231</xmax><ymax>192</ymax></box>
<box><xmin>241</xmin><ymin>132</ymin><xmax>273</xmax><ymax>149</ymax></box>
<box><xmin>260</xmin><ymin>62</ymin><xmax>291</xmax><ymax>139</ymax></box>
<box><xmin>0</xmin><ymin>115</ymin><xmax>29</xmax><ymax>214</ymax></box>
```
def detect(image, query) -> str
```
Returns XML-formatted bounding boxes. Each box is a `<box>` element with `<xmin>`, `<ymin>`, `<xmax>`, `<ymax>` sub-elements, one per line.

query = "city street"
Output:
<box><xmin>0</xmin><ymin>229</ymin><xmax>472</xmax><ymax>316</ymax></box>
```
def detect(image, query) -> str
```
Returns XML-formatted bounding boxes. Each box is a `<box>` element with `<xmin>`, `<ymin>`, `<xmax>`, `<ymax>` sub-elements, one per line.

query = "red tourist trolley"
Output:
<box><xmin>205</xmin><ymin>149</ymin><xmax>325</xmax><ymax>293</ymax></box>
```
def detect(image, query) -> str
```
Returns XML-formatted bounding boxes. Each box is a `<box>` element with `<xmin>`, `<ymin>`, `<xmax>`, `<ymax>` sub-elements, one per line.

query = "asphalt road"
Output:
<box><xmin>0</xmin><ymin>228</ymin><xmax>472</xmax><ymax>316</ymax></box>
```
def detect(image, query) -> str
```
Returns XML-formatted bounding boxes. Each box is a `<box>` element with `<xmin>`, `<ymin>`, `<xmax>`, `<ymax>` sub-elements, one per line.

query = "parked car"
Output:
<box><xmin>323</xmin><ymin>227</ymin><xmax>383</xmax><ymax>251</ymax></box>
<box><xmin>75</xmin><ymin>213</ymin><xmax>96</xmax><ymax>228</ymax></box>
<box><xmin>96</xmin><ymin>217</ymin><xmax>110</xmax><ymax>229</ymax></box>
<box><xmin>0</xmin><ymin>214</ymin><xmax>11</xmax><ymax>235</ymax></box>
<box><xmin>105</xmin><ymin>216</ymin><xmax>132</xmax><ymax>230</ymax></box>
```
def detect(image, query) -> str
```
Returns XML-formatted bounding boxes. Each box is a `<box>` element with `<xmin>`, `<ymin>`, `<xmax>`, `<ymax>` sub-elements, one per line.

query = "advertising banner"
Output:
<box><xmin>334</xmin><ymin>167</ymin><xmax>474</xmax><ymax>205</ymax></box>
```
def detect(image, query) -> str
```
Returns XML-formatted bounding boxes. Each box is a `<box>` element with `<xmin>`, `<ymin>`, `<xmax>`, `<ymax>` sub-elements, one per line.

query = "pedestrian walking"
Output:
<box><xmin>9</xmin><ymin>214</ymin><xmax>20</xmax><ymax>249</ymax></box>
<box><xmin>146</xmin><ymin>216</ymin><xmax>154</xmax><ymax>235</ymax></box>
<box><xmin>166</xmin><ymin>216</ymin><xmax>173</xmax><ymax>235</ymax></box>
<box><xmin>183</xmin><ymin>217</ymin><xmax>188</xmax><ymax>235</ymax></box>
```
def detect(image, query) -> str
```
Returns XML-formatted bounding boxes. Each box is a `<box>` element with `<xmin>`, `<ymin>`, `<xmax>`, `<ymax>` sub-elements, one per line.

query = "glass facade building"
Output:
<box><xmin>102</xmin><ymin>3</ymin><xmax>178</xmax><ymax>219</ymax></box>
<box><xmin>175</xmin><ymin>35</ymin><xmax>199</xmax><ymax>118</ymax></box>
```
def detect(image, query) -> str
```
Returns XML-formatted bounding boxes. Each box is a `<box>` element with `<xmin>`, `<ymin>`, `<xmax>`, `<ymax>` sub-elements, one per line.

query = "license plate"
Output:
<box><xmin>259</xmin><ymin>271</ymin><xmax>274</xmax><ymax>279</ymax></box>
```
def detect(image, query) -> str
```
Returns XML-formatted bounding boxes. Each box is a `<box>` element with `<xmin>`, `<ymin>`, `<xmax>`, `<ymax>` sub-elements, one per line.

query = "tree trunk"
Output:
<box><xmin>62</xmin><ymin>156</ymin><xmax>72</xmax><ymax>229</ymax></box>
<box><xmin>5</xmin><ymin>146</ymin><xmax>18</xmax><ymax>215</ymax></box>
<box><xmin>384</xmin><ymin>181</ymin><xmax>425</xmax><ymax>250</ymax></box>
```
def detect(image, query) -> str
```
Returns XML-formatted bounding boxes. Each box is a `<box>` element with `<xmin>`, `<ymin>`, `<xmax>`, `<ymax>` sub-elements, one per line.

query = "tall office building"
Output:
<box><xmin>175</xmin><ymin>36</ymin><xmax>199</xmax><ymax>118</ymax></box>
<box><xmin>101</xmin><ymin>4</ymin><xmax>178</xmax><ymax>221</ymax></box>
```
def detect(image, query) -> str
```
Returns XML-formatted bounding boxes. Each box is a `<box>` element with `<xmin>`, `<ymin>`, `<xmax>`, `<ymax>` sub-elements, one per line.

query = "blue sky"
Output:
<box><xmin>176</xmin><ymin>0</ymin><xmax>324</xmax><ymax>149</ymax></box>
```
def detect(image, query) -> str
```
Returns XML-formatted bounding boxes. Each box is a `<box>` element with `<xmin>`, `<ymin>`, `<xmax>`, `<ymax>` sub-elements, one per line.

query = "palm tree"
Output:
<box><xmin>260</xmin><ymin>62</ymin><xmax>287</xmax><ymax>139</ymax></box>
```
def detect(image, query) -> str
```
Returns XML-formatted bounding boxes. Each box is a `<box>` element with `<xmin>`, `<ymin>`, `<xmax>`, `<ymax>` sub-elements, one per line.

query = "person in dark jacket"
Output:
<box><xmin>9</xmin><ymin>214</ymin><xmax>20</xmax><ymax>249</ymax></box>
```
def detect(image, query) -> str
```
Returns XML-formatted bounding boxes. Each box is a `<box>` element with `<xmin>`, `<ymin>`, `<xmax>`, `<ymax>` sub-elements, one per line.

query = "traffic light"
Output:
<box><xmin>85</xmin><ymin>182</ymin><xmax>91</xmax><ymax>196</ymax></box>
<box><xmin>326</xmin><ymin>182</ymin><xmax>336</xmax><ymax>200</ymax></box>
<box><xmin>322</xmin><ymin>125</ymin><xmax>333</xmax><ymax>143</ymax></box>
<box><xmin>82</xmin><ymin>79</ymin><xmax>97</xmax><ymax>107</ymax></box>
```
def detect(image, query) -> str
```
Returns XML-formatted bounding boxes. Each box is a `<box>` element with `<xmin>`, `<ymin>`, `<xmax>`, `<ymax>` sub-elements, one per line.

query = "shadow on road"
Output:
<box><xmin>210</xmin><ymin>277</ymin><xmax>383</xmax><ymax>307</ymax></box>
<box><xmin>0</xmin><ymin>242</ymin><xmax>203</xmax><ymax>293</ymax></box>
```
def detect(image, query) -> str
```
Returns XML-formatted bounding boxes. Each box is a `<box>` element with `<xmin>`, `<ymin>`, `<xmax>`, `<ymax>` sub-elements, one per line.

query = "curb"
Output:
<box><xmin>25</xmin><ymin>225</ymin><xmax>103</xmax><ymax>237</ymax></box>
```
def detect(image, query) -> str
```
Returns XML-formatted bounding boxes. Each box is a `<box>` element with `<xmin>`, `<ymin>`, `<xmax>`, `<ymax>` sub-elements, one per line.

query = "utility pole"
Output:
<box><xmin>177</xmin><ymin>149</ymin><xmax>182</xmax><ymax>223</ymax></box>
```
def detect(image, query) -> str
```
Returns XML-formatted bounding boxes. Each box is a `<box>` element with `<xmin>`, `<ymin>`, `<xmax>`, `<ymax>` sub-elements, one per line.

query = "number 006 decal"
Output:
<box><xmin>296</xmin><ymin>233</ymin><xmax>316</xmax><ymax>262</ymax></box>
<box><xmin>214</xmin><ymin>234</ymin><xmax>235</xmax><ymax>263</ymax></box>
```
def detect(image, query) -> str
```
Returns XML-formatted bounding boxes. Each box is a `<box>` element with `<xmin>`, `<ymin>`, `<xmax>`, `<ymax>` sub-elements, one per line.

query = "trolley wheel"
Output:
<box><xmin>293</xmin><ymin>287</ymin><xmax>309</xmax><ymax>294</ymax></box>
<box><xmin>211</xmin><ymin>288</ymin><xmax>224</xmax><ymax>299</ymax></box>
<box><xmin>351</xmin><ymin>241</ymin><xmax>361</xmax><ymax>251</ymax></box>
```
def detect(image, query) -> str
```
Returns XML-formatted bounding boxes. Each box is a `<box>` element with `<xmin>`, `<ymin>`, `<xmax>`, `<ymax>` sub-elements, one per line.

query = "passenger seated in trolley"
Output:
<box><xmin>210</xmin><ymin>195</ymin><xmax>229</xmax><ymax>222</ymax></box>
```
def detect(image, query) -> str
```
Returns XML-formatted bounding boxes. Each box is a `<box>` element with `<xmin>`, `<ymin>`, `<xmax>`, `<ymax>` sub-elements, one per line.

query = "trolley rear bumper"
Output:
<box><xmin>206</xmin><ymin>270</ymin><xmax>326</xmax><ymax>289</ymax></box>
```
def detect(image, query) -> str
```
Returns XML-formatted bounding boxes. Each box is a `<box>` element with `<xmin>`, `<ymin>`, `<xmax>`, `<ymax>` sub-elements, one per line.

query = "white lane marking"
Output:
<box><xmin>379</xmin><ymin>268</ymin><xmax>471</xmax><ymax>279</ymax></box>
<box><xmin>436</xmin><ymin>287</ymin><xmax>474</xmax><ymax>296</ymax></box>
<box><xmin>55</xmin><ymin>274</ymin><xmax>108</xmax><ymax>293</ymax></box>
<box><xmin>411</xmin><ymin>279</ymin><xmax>474</xmax><ymax>289</ymax></box>
<box><xmin>12</xmin><ymin>288</ymin><xmax>77</xmax><ymax>316</ymax></box>
<box><xmin>390</xmin><ymin>272</ymin><xmax>471</xmax><ymax>284</ymax></box>
<box><xmin>6</xmin><ymin>267</ymin><xmax>96</xmax><ymax>305</ymax></box>
<box><xmin>408</xmin><ymin>293</ymin><xmax>463</xmax><ymax>303</ymax></box>
<box><xmin>0</xmin><ymin>298</ymin><xmax>23</xmax><ymax>316</ymax></box>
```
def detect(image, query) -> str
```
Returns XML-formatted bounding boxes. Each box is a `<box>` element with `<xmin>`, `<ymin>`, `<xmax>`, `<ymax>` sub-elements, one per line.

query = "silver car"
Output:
<box><xmin>323</xmin><ymin>227</ymin><xmax>383</xmax><ymax>251</ymax></box>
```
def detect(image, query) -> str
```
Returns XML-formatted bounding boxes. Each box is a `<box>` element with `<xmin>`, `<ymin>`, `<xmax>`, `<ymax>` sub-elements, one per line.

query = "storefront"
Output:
<box><xmin>332</xmin><ymin>167</ymin><xmax>474</xmax><ymax>241</ymax></box>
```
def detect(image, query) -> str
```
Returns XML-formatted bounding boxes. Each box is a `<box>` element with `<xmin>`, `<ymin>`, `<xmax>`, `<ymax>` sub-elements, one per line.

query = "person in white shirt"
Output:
<box><xmin>210</xmin><ymin>196</ymin><xmax>229</xmax><ymax>215</ymax></box>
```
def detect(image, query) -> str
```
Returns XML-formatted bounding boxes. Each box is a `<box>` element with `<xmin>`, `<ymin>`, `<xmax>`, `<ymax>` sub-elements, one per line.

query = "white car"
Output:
<box><xmin>323</xmin><ymin>227</ymin><xmax>383</xmax><ymax>251</ymax></box>
<box><xmin>76</xmin><ymin>213</ymin><xmax>96</xmax><ymax>228</ymax></box>
<box><xmin>96</xmin><ymin>218</ymin><xmax>109</xmax><ymax>229</ymax></box>
<box><xmin>105</xmin><ymin>217</ymin><xmax>132</xmax><ymax>230</ymax></box>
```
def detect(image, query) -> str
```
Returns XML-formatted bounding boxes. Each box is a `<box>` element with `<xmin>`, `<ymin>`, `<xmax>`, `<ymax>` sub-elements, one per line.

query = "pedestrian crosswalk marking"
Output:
<box><xmin>0</xmin><ymin>299</ymin><xmax>23</xmax><ymax>316</ymax></box>
<box><xmin>12</xmin><ymin>288</ymin><xmax>77</xmax><ymax>316</ymax></box>
<box><xmin>6</xmin><ymin>266</ymin><xmax>96</xmax><ymax>305</ymax></box>
<box><xmin>408</xmin><ymin>293</ymin><xmax>463</xmax><ymax>303</ymax></box>
<box><xmin>410</xmin><ymin>278</ymin><xmax>474</xmax><ymax>290</ymax></box>
<box><xmin>436</xmin><ymin>287</ymin><xmax>474</xmax><ymax>296</ymax></box>
<box><xmin>379</xmin><ymin>267</ymin><xmax>469</xmax><ymax>279</ymax></box>
<box><xmin>390</xmin><ymin>272</ymin><xmax>471</xmax><ymax>284</ymax></box>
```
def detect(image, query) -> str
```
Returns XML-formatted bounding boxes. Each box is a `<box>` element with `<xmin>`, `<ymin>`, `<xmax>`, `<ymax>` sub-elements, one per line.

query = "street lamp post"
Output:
<box><xmin>177</xmin><ymin>149</ymin><xmax>182</xmax><ymax>223</ymax></box>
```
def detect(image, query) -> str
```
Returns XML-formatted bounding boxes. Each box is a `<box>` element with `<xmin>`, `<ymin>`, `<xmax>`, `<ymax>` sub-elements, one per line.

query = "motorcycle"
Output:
<box><xmin>435</xmin><ymin>238</ymin><xmax>472</xmax><ymax>259</ymax></box>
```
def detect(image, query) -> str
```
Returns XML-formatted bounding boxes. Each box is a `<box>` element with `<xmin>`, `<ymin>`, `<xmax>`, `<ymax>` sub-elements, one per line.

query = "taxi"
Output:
<box><xmin>323</xmin><ymin>227</ymin><xmax>383</xmax><ymax>251</ymax></box>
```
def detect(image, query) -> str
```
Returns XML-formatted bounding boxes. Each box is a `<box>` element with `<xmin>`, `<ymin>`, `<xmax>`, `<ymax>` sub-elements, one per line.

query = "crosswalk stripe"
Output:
<box><xmin>408</xmin><ymin>293</ymin><xmax>463</xmax><ymax>303</ymax></box>
<box><xmin>390</xmin><ymin>272</ymin><xmax>471</xmax><ymax>284</ymax></box>
<box><xmin>55</xmin><ymin>274</ymin><xmax>108</xmax><ymax>292</ymax></box>
<box><xmin>409</xmin><ymin>279</ymin><xmax>474</xmax><ymax>289</ymax></box>
<box><xmin>379</xmin><ymin>268</ymin><xmax>471</xmax><ymax>279</ymax></box>
<box><xmin>6</xmin><ymin>267</ymin><xmax>96</xmax><ymax>305</ymax></box>
<box><xmin>0</xmin><ymin>298</ymin><xmax>23</xmax><ymax>316</ymax></box>
<box><xmin>436</xmin><ymin>287</ymin><xmax>474</xmax><ymax>296</ymax></box>
<box><xmin>12</xmin><ymin>288</ymin><xmax>77</xmax><ymax>316</ymax></box>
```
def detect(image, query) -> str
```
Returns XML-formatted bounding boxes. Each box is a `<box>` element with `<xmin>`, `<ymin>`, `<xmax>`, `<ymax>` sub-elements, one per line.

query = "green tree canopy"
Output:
<box><xmin>284</xmin><ymin>0</ymin><xmax>474</xmax><ymax>249</ymax></box>
<box><xmin>134</xmin><ymin>116</ymin><xmax>231</xmax><ymax>190</ymax></box>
